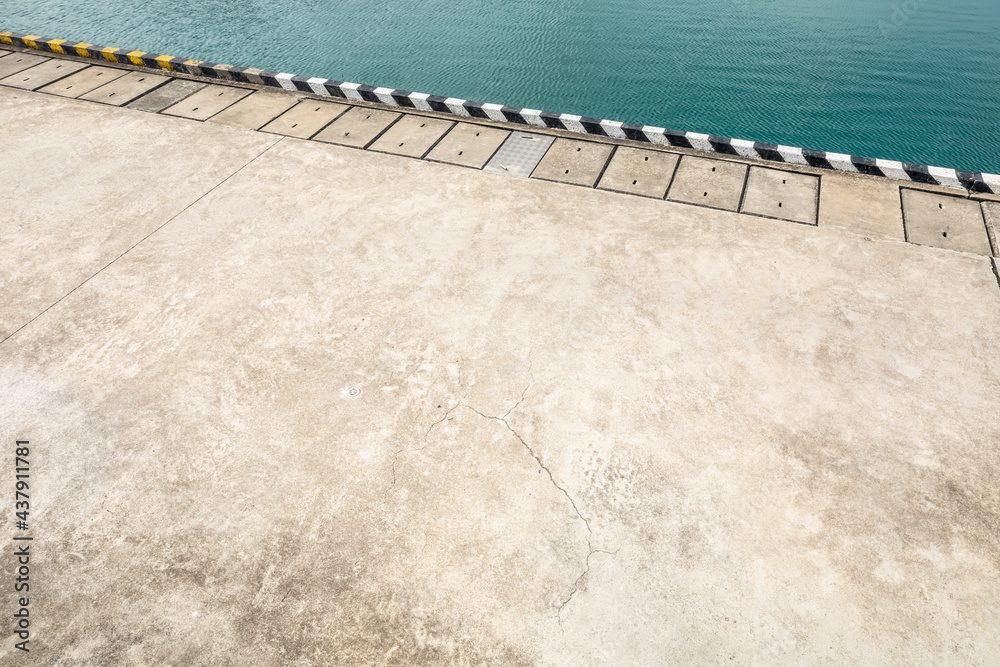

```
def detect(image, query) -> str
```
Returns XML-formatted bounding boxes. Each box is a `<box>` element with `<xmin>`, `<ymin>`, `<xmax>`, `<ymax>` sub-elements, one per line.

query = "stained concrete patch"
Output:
<box><xmin>207</xmin><ymin>91</ymin><xmax>298</xmax><ymax>131</ymax></box>
<box><xmin>161</xmin><ymin>84</ymin><xmax>251</xmax><ymax>121</ymax></box>
<box><xmin>484</xmin><ymin>132</ymin><xmax>556</xmax><ymax>177</ymax></box>
<box><xmin>902</xmin><ymin>189</ymin><xmax>991</xmax><ymax>255</ymax></box>
<box><xmin>37</xmin><ymin>66</ymin><xmax>127</xmax><ymax>98</ymax></box>
<box><xmin>313</xmin><ymin>105</ymin><xmax>401</xmax><ymax>148</ymax></box>
<box><xmin>819</xmin><ymin>172</ymin><xmax>904</xmax><ymax>240</ymax></box>
<box><xmin>367</xmin><ymin>114</ymin><xmax>454</xmax><ymax>158</ymax></box>
<box><xmin>530</xmin><ymin>138</ymin><xmax>614</xmax><ymax>187</ymax></box>
<box><xmin>425</xmin><ymin>122</ymin><xmax>509</xmax><ymax>169</ymax></box>
<box><xmin>126</xmin><ymin>78</ymin><xmax>206</xmax><ymax>113</ymax></box>
<box><xmin>0</xmin><ymin>86</ymin><xmax>278</xmax><ymax>339</ymax></box>
<box><xmin>667</xmin><ymin>156</ymin><xmax>747</xmax><ymax>211</ymax></box>
<box><xmin>0</xmin><ymin>51</ymin><xmax>48</xmax><ymax>79</ymax></box>
<box><xmin>80</xmin><ymin>70</ymin><xmax>170</xmax><ymax>106</ymax></box>
<box><xmin>597</xmin><ymin>147</ymin><xmax>679</xmax><ymax>198</ymax></box>
<box><xmin>741</xmin><ymin>166</ymin><xmax>819</xmax><ymax>225</ymax></box>
<box><xmin>0</xmin><ymin>58</ymin><xmax>86</xmax><ymax>90</ymax></box>
<box><xmin>259</xmin><ymin>100</ymin><xmax>350</xmax><ymax>139</ymax></box>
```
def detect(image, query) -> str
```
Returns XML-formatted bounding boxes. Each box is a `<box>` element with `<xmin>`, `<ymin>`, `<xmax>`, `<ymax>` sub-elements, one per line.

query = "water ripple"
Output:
<box><xmin>5</xmin><ymin>0</ymin><xmax>1000</xmax><ymax>172</ymax></box>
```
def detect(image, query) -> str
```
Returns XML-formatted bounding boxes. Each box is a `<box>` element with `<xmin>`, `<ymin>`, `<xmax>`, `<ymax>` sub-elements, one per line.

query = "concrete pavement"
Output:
<box><xmin>1</xmin><ymin>85</ymin><xmax>999</xmax><ymax>665</ymax></box>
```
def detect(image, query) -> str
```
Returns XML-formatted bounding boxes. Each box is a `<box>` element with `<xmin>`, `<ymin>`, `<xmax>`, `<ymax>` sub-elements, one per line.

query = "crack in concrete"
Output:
<box><xmin>382</xmin><ymin>392</ymin><xmax>466</xmax><ymax>503</ymax></box>
<box><xmin>383</xmin><ymin>354</ymin><xmax>613</xmax><ymax>620</ymax></box>
<box><xmin>467</xmin><ymin>404</ymin><xmax>592</xmax><ymax>537</ymax></box>
<box><xmin>458</xmin><ymin>354</ymin><xmax>617</xmax><ymax>623</ymax></box>
<box><xmin>556</xmin><ymin>546</ymin><xmax>621</xmax><ymax>622</ymax></box>
<box><xmin>382</xmin><ymin>450</ymin><xmax>400</xmax><ymax>504</ymax></box>
<box><xmin>425</xmin><ymin>400</ymin><xmax>464</xmax><ymax>439</ymax></box>
<box><xmin>502</xmin><ymin>352</ymin><xmax>534</xmax><ymax>421</ymax></box>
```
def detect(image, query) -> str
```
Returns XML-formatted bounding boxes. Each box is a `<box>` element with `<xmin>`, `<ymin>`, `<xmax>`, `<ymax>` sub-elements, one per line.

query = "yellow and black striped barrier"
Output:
<box><xmin>0</xmin><ymin>30</ymin><xmax>273</xmax><ymax>84</ymax></box>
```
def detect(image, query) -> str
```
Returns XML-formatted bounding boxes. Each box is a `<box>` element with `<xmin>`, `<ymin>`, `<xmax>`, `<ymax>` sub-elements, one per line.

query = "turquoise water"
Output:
<box><xmin>5</xmin><ymin>0</ymin><xmax>1000</xmax><ymax>173</ymax></box>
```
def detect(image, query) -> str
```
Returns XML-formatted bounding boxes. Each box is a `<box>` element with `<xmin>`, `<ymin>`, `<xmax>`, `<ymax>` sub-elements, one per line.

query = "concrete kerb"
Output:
<box><xmin>3</xmin><ymin>29</ymin><xmax>998</xmax><ymax>196</ymax></box>
<box><xmin>981</xmin><ymin>201</ymin><xmax>1000</xmax><ymax>258</ymax></box>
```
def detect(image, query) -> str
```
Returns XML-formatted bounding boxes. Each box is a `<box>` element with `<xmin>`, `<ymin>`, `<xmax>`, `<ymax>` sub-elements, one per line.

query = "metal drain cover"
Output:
<box><xmin>483</xmin><ymin>132</ymin><xmax>555</xmax><ymax>177</ymax></box>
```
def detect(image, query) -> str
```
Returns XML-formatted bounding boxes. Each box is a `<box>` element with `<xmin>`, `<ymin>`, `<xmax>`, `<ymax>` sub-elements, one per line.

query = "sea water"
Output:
<box><xmin>5</xmin><ymin>0</ymin><xmax>999</xmax><ymax>173</ymax></box>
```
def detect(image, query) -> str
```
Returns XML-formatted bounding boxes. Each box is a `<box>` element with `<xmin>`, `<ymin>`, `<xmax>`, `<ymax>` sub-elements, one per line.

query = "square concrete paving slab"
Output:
<box><xmin>0</xmin><ymin>58</ymin><xmax>86</xmax><ymax>90</ymax></box>
<box><xmin>0</xmin><ymin>51</ymin><xmax>47</xmax><ymax>79</ymax></box>
<box><xmin>982</xmin><ymin>201</ymin><xmax>1000</xmax><ymax>257</ymax></box>
<box><xmin>530</xmin><ymin>138</ymin><xmax>614</xmax><ymax>187</ymax></box>
<box><xmin>596</xmin><ymin>146</ymin><xmax>679</xmax><ymax>199</ymax></box>
<box><xmin>667</xmin><ymin>156</ymin><xmax>747</xmax><ymax>211</ymax></box>
<box><xmin>207</xmin><ymin>91</ymin><xmax>298</xmax><ymax>130</ymax></box>
<box><xmin>37</xmin><ymin>66</ymin><xmax>127</xmax><ymax>98</ymax></box>
<box><xmin>126</xmin><ymin>78</ymin><xmax>206</xmax><ymax>113</ymax></box>
<box><xmin>312</xmin><ymin>106</ymin><xmax>401</xmax><ymax>148</ymax></box>
<box><xmin>367</xmin><ymin>114</ymin><xmax>454</xmax><ymax>158</ymax></box>
<box><xmin>0</xmin><ymin>86</ymin><xmax>278</xmax><ymax>340</ymax></box>
<box><xmin>259</xmin><ymin>100</ymin><xmax>350</xmax><ymax>139</ymax></box>
<box><xmin>901</xmin><ymin>189</ymin><xmax>991</xmax><ymax>255</ymax></box>
<box><xmin>819</xmin><ymin>173</ymin><xmax>904</xmax><ymax>240</ymax></box>
<box><xmin>425</xmin><ymin>122</ymin><xmax>509</xmax><ymax>169</ymax></box>
<box><xmin>161</xmin><ymin>84</ymin><xmax>251</xmax><ymax>121</ymax></box>
<box><xmin>483</xmin><ymin>131</ymin><xmax>556</xmax><ymax>177</ymax></box>
<box><xmin>741</xmin><ymin>166</ymin><xmax>819</xmax><ymax>225</ymax></box>
<box><xmin>79</xmin><ymin>70</ymin><xmax>170</xmax><ymax>106</ymax></box>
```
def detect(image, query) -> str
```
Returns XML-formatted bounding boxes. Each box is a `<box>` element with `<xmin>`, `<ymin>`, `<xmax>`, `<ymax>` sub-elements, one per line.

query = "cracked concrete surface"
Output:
<box><xmin>1</xmin><ymin>87</ymin><xmax>1000</xmax><ymax>664</ymax></box>
<box><xmin>459</xmin><ymin>380</ymin><xmax>606</xmax><ymax>624</ymax></box>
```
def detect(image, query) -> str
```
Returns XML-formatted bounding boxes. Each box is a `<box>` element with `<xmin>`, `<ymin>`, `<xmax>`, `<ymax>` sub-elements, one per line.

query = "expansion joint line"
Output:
<box><xmin>0</xmin><ymin>137</ymin><xmax>285</xmax><ymax>349</ymax></box>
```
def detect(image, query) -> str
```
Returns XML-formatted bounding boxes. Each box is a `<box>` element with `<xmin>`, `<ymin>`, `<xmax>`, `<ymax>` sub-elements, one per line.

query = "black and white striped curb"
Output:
<box><xmin>3</xmin><ymin>29</ymin><xmax>998</xmax><ymax>195</ymax></box>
